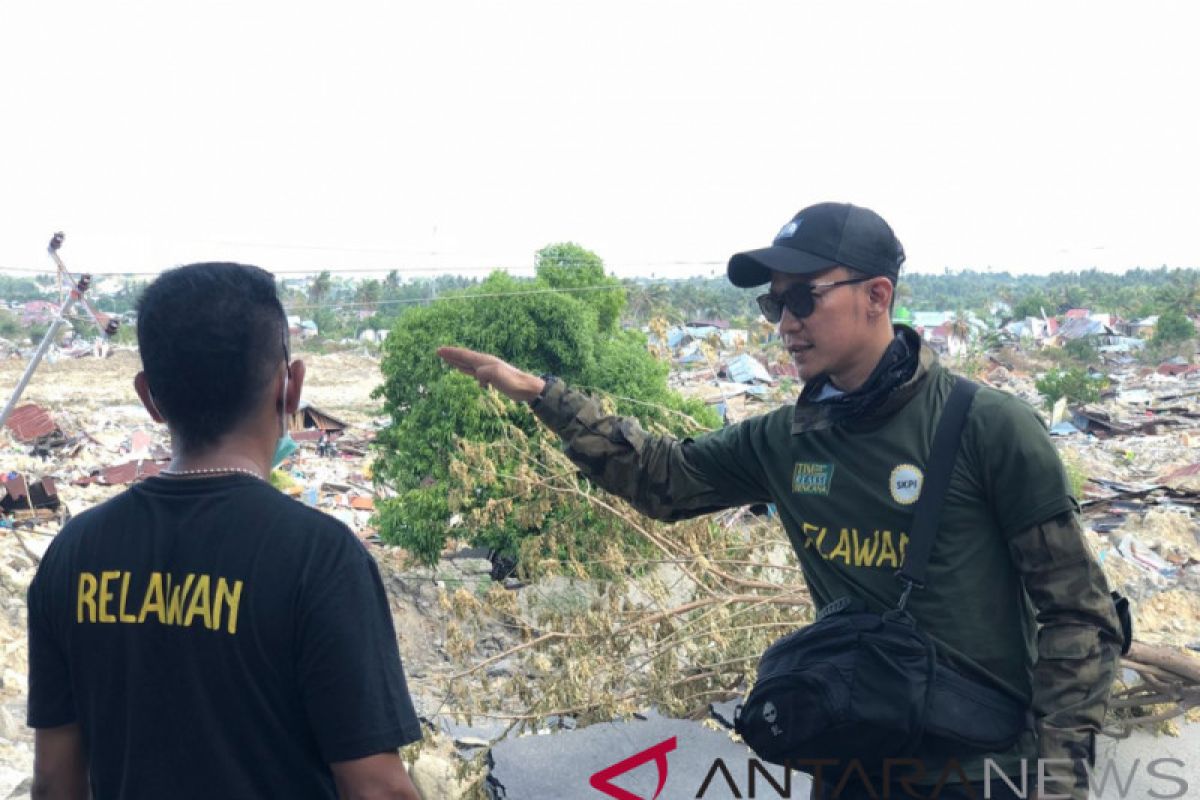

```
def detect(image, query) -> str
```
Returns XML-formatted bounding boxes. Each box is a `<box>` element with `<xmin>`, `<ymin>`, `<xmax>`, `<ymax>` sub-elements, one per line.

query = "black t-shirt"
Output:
<box><xmin>27</xmin><ymin>474</ymin><xmax>423</xmax><ymax>799</ymax></box>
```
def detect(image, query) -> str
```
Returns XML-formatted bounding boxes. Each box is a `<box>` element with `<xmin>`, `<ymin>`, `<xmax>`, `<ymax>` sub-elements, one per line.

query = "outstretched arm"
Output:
<box><xmin>436</xmin><ymin>347</ymin><xmax>773</xmax><ymax>519</ymax></box>
<box><xmin>437</xmin><ymin>346</ymin><xmax>545</xmax><ymax>401</ymax></box>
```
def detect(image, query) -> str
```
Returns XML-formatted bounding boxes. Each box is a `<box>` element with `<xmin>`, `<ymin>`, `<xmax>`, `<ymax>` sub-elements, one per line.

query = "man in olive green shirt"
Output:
<box><xmin>439</xmin><ymin>202</ymin><xmax>1122</xmax><ymax>800</ymax></box>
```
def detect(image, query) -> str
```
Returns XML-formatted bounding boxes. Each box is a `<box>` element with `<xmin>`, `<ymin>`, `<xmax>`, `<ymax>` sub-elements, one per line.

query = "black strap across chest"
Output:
<box><xmin>895</xmin><ymin>376</ymin><xmax>979</xmax><ymax>595</ymax></box>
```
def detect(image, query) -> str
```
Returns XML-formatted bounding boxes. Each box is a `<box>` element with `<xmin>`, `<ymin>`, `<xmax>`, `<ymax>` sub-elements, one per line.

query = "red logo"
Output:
<box><xmin>589</xmin><ymin>736</ymin><xmax>678</xmax><ymax>800</ymax></box>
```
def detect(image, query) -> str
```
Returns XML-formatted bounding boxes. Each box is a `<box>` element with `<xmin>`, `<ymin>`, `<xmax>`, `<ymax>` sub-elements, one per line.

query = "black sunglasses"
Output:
<box><xmin>756</xmin><ymin>276</ymin><xmax>874</xmax><ymax>323</ymax></box>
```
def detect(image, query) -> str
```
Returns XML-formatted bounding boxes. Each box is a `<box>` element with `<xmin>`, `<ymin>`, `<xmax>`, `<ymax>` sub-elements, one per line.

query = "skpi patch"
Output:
<box><xmin>889</xmin><ymin>463</ymin><xmax>923</xmax><ymax>505</ymax></box>
<box><xmin>792</xmin><ymin>462</ymin><xmax>834</xmax><ymax>495</ymax></box>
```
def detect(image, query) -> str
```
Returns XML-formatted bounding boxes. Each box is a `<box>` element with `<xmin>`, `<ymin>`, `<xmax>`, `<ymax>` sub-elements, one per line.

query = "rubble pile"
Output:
<box><xmin>3</xmin><ymin>332</ymin><xmax>1200</xmax><ymax>796</ymax></box>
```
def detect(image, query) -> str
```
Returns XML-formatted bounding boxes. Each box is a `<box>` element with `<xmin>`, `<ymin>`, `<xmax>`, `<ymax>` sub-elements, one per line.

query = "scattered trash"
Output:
<box><xmin>1117</xmin><ymin>534</ymin><xmax>1178</xmax><ymax>579</ymax></box>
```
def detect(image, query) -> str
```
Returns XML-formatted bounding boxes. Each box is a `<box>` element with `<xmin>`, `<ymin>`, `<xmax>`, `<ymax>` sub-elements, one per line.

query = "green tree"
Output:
<box><xmin>1035</xmin><ymin>368</ymin><xmax>1106</xmax><ymax>409</ymax></box>
<box><xmin>1152</xmin><ymin>309</ymin><xmax>1195</xmax><ymax>346</ymax></box>
<box><xmin>1010</xmin><ymin>291</ymin><xmax>1052</xmax><ymax>321</ymax></box>
<box><xmin>948</xmin><ymin>310</ymin><xmax>971</xmax><ymax>343</ymax></box>
<box><xmin>372</xmin><ymin>267</ymin><xmax>718</xmax><ymax>565</ymax></box>
<box><xmin>1063</xmin><ymin>337</ymin><xmax>1098</xmax><ymax>364</ymax></box>
<box><xmin>0</xmin><ymin>276</ymin><xmax>49</xmax><ymax>303</ymax></box>
<box><xmin>0</xmin><ymin>309</ymin><xmax>22</xmax><ymax>339</ymax></box>
<box><xmin>384</xmin><ymin>269</ymin><xmax>401</xmax><ymax>294</ymax></box>
<box><xmin>308</xmin><ymin>270</ymin><xmax>332</xmax><ymax>305</ymax></box>
<box><xmin>355</xmin><ymin>278</ymin><xmax>382</xmax><ymax>313</ymax></box>
<box><xmin>310</xmin><ymin>307</ymin><xmax>346</xmax><ymax>340</ymax></box>
<box><xmin>535</xmin><ymin>243</ymin><xmax>625</xmax><ymax>333</ymax></box>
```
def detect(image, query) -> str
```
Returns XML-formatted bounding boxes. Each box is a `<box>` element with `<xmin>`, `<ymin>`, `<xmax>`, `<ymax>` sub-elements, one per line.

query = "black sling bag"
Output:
<box><xmin>734</xmin><ymin>377</ymin><xmax>1034</xmax><ymax>769</ymax></box>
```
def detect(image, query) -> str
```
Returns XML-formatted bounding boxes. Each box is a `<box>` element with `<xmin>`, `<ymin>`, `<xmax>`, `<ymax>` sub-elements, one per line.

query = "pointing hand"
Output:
<box><xmin>436</xmin><ymin>347</ymin><xmax>547</xmax><ymax>402</ymax></box>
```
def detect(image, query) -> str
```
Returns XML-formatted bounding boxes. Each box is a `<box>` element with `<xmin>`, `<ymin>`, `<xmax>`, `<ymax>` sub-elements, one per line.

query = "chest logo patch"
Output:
<box><xmin>793</xmin><ymin>462</ymin><xmax>834</xmax><ymax>495</ymax></box>
<box><xmin>890</xmin><ymin>464</ymin><xmax>923</xmax><ymax>505</ymax></box>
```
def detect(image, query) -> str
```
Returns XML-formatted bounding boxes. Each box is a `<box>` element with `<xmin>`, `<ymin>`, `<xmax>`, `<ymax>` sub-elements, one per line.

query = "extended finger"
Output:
<box><xmin>437</xmin><ymin>346</ymin><xmax>486</xmax><ymax>373</ymax></box>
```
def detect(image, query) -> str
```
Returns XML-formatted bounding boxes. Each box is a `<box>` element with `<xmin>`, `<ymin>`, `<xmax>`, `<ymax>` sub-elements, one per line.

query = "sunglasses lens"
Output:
<box><xmin>757</xmin><ymin>294</ymin><xmax>783</xmax><ymax>323</ymax></box>
<box><xmin>785</xmin><ymin>287</ymin><xmax>815</xmax><ymax>319</ymax></box>
<box><xmin>758</xmin><ymin>286</ymin><xmax>820</xmax><ymax>322</ymax></box>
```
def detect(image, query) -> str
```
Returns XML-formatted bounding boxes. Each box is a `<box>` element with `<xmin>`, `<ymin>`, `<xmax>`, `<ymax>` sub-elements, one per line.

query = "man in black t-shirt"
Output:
<box><xmin>27</xmin><ymin>263</ymin><xmax>424</xmax><ymax>799</ymax></box>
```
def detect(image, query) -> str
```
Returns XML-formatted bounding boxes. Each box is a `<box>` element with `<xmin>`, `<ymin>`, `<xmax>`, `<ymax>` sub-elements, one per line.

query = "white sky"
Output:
<box><xmin>1</xmin><ymin>0</ymin><xmax>1198</xmax><ymax>281</ymax></box>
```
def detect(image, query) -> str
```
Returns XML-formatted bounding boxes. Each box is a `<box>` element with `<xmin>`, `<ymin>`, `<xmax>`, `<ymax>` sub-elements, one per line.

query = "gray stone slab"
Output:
<box><xmin>487</xmin><ymin>714</ymin><xmax>809</xmax><ymax>799</ymax></box>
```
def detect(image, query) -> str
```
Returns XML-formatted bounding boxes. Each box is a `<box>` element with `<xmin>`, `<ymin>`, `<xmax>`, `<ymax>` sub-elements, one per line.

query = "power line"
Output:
<box><xmin>0</xmin><ymin>265</ymin><xmax>58</xmax><ymax>275</ymax></box>
<box><xmin>283</xmin><ymin>283</ymin><xmax>633</xmax><ymax>312</ymax></box>
<box><xmin>1</xmin><ymin>260</ymin><xmax>726</xmax><ymax>280</ymax></box>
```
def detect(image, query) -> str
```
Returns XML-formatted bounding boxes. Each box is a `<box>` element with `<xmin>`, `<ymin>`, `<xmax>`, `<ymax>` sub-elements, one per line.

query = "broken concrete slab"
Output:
<box><xmin>486</xmin><ymin>713</ymin><xmax>805</xmax><ymax>799</ymax></box>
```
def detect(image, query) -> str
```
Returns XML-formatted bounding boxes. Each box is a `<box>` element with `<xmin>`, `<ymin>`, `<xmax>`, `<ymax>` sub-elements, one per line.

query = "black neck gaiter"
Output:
<box><xmin>803</xmin><ymin>327</ymin><xmax>921</xmax><ymax>422</ymax></box>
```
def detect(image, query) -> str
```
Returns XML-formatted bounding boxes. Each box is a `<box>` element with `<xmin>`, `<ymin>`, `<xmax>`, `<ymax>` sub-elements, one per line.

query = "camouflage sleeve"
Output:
<box><xmin>1005</xmin><ymin>511</ymin><xmax>1123</xmax><ymax>800</ymax></box>
<box><xmin>528</xmin><ymin>378</ymin><xmax>763</xmax><ymax>521</ymax></box>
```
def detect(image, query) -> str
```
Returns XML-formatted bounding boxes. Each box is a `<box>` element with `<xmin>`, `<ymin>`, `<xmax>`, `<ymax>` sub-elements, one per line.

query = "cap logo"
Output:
<box><xmin>776</xmin><ymin>219</ymin><xmax>801</xmax><ymax>240</ymax></box>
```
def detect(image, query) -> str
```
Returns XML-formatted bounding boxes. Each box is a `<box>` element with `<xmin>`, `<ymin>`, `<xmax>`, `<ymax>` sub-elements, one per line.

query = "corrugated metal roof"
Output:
<box><xmin>725</xmin><ymin>353</ymin><xmax>773</xmax><ymax>384</ymax></box>
<box><xmin>290</xmin><ymin>402</ymin><xmax>348</xmax><ymax>433</ymax></box>
<box><xmin>4</xmin><ymin>404</ymin><xmax>58</xmax><ymax>442</ymax></box>
<box><xmin>73</xmin><ymin>459</ymin><xmax>168</xmax><ymax>486</ymax></box>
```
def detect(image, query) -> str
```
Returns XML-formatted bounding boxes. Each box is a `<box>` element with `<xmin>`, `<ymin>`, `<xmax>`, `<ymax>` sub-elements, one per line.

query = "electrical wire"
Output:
<box><xmin>281</xmin><ymin>283</ymin><xmax>633</xmax><ymax>312</ymax></box>
<box><xmin>3</xmin><ymin>258</ymin><xmax>724</xmax><ymax>279</ymax></box>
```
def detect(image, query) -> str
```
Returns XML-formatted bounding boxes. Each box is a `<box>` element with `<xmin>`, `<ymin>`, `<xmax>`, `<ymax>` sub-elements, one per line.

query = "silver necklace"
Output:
<box><xmin>160</xmin><ymin>467</ymin><xmax>264</xmax><ymax>481</ymax></box>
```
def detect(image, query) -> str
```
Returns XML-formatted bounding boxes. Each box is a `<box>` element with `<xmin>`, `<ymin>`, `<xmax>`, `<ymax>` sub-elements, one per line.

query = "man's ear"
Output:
<box><xmin>133</xmin><ymin>372</ymin><xmax>165</xmax><ymax>423</ymax></box>
<box><xmin>867</xmin><ymin>278</ymin><xmax>894</xmax><ymax>319</ymax></box>
<box><xmin>284</xmin><ymin>359</ymin><xmax>306</xmax><ymax>415</ymax></box>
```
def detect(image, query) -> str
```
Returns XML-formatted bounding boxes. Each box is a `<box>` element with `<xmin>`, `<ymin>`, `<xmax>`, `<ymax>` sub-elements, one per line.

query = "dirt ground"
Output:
<box><xmin>0</xmin><ymin>345</ymin><xmax>387</xmax><ymax>428</ymax></box>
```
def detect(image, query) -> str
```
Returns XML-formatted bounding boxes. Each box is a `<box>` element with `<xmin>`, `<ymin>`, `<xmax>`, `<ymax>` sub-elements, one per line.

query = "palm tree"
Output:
<box><xmin>948</xmin><ymin>310</ymin><xmax>972</xmax><ymax>343</ymax></box>
<box><xmin>308</xmin><ymin>271</ymin><xmax>332</xmax><ymax>305</ymax></box>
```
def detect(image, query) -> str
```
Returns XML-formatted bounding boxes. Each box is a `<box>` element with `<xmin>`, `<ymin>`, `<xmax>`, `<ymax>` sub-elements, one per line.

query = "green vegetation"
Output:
<box><xmin>1063</xmin><ymin>337</ymin><xmax>1098</xmax><ymax>364</ymax></box>
<box><xmin>0</xmin><ymin>310</ymin><xmax>22</xmax><ymax>340</ymax></box>
<box><xmin>1152</xmin><ymin>309</ymin><xmax>1195</xmax><ymax>346</ymax></box>
<box><xmin>1060</xmin><ymin>452</ymin><xmax>1087</xmax><ymax>500</ymax></box>
<box><xmin>1035</xmin><ymin>367</ymin><xmax>1107</xmax><ymax>409</ymax></box>
<box><xmin>371</xmin><ymin>244</ymin><xmax>720</xmax><ymax>565</ymax></box>
<box><xmin>0</xmin><ymin>276</ymin><xmax>49</xmax><ymax>304</ymax></box>
<box><xmin>619</xmin><ymin>265</ymin><xmax>1200</xmax><ymax>327</ymax></box>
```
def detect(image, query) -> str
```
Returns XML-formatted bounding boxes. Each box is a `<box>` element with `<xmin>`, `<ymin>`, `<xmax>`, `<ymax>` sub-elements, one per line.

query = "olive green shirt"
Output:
<box><xmin>531</xmin><ymin>336</ymin><xmax>1121</xmax><ymax>797</ymax></box>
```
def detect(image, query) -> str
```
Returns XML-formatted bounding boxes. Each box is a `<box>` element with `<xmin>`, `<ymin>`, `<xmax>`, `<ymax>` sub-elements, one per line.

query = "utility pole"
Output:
<box><xmin>0</xmin><ymin>233</ymin><xmax>99</xmax><ymax>430</ymax></box>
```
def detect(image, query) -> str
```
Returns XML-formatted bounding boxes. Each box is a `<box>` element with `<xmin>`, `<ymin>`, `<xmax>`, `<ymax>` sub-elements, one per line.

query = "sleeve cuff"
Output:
<box><xmin>529</xmin><ymin>376</ymin><xmax>580</xmax><ymax>433</ymax></box>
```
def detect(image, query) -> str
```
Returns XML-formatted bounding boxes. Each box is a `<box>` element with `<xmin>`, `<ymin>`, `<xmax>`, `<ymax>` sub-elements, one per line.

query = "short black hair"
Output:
<box><xmin>136</xmin><ymin>263</ymin><xmax>288</xmax><ymax>452</ymax></box>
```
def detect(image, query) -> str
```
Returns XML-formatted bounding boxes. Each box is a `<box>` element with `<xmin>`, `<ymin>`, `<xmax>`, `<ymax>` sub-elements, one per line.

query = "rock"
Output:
<box><xmin>485</xmin><ymin>658</ymin><xmax>514</xmax><ymax>679</ymax></box>
<box><xmin>0</xmin><ymin>707</ymin><xmax>17</xmax><ymax>742</ymax></box>
<box><xmin>410</xmin><ymin>744</ymin><xmax>475</xmax><ymax>799</ymax></box>
<box><xmin>517</xmin><ymin>576</ymin><xmax>600</xmax><ymax>622</ymax></box>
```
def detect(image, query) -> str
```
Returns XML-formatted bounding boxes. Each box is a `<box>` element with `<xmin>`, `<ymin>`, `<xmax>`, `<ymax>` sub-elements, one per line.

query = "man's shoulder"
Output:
<box><xmin>228</xmin><ymin>482</ymin><xmax>364</xmax><ymax>553</ymax></box>
<box><xmin>935</xmin><ymin>368</ymin><xmax>1042</xmax><ymax>425</ymax></box>
<box><xmin>965</xmin><ymin>379</ymin><xmax>1046</xmax><ymax>433</ymax></box>
<box><xmin>59</xmin><ymin>479</ymin><xmax>356</xmax><ymax>548</ymax></box>
<box><xmin>933</xmin><ymin>370</ymin><xmax>1056</xmax><ymax>464</ymax></box>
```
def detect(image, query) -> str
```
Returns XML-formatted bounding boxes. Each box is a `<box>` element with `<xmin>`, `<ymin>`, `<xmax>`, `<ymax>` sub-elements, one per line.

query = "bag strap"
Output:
<box><xmin>895</xmin><ymin>376</ymin><xmax>979</xmax><ymax>608</ymax></box>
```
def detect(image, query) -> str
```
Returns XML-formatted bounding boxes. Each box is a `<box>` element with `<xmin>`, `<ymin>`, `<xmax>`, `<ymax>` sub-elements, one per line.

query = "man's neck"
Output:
<box><xmin>827</xmin><ymin>328</ymin><xmax>896</xmax><ymax>393</ymax></box>
<box><xmin>169</xmin><ymin>439</ymin><xmax>272</xmax><ymax>479</ymax></box>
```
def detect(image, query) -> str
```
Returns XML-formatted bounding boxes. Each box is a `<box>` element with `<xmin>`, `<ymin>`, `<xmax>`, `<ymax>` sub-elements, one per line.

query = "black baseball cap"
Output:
<box><xmin>727</xmin><ymin>202</ymin><xmax>906</xmax><ymax>288</ymax></box>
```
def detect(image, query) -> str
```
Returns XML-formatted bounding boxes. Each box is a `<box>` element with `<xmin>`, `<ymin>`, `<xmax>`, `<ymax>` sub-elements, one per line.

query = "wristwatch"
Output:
<box><xmin>530</xmin><ymin>374</ymin><xmax>557</xmax><ymax>408</ymax></box>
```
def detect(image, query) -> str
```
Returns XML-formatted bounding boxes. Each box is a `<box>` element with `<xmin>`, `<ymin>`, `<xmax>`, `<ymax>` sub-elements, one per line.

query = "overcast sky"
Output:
<box><xmin>1</xmin><ymin>1</ymin><xmax>1197</xmax><ymax>281</ymax></box>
